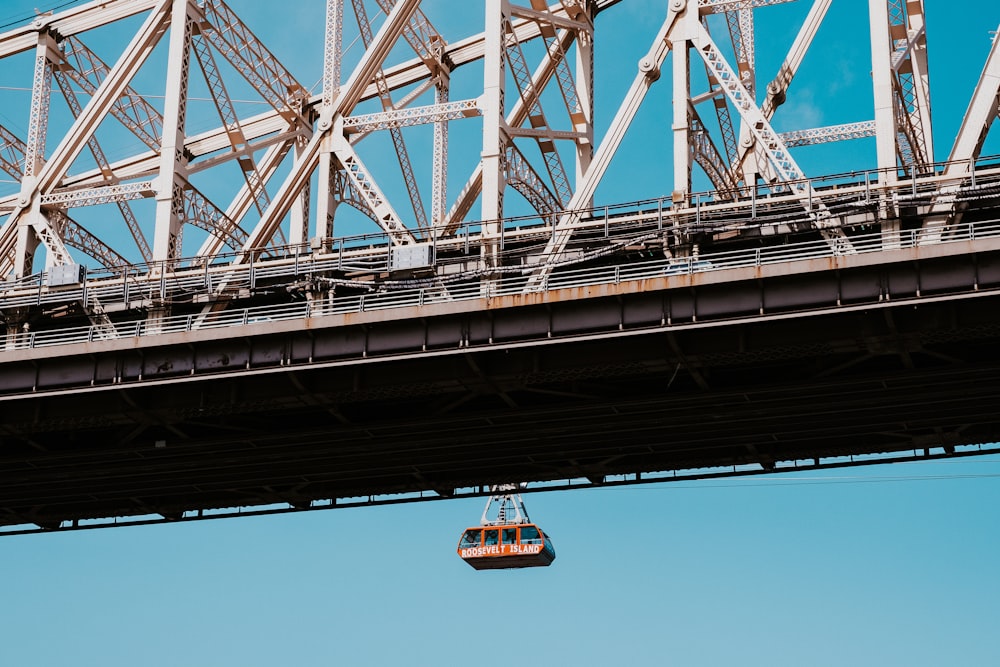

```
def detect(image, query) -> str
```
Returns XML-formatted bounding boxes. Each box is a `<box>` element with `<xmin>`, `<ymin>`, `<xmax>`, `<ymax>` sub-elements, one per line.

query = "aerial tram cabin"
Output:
<box><xmin>456</xmin><ymin>488</ymin><xmax>556</xmax><ymax>570</ymax></box>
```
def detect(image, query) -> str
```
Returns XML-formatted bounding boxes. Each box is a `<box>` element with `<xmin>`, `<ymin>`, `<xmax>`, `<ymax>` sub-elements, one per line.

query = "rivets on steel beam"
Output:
<box><xmin>638</xmin><ymin>57</ymin><xmax>660</xmax><ymax>81</ymax></box>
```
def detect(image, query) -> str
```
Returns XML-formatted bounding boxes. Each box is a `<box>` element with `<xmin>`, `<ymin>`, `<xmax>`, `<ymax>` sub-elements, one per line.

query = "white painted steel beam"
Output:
<box><xmin>921</xmin><ymin>26</ymin><xmax>1000</xmax><ymax>240</ymax></box>
<box><xmin>480</xmin><ymin>0</ymin><xmax>509</xmax><ymax>270</ymax></box>
<box><xmin>343</xmin><ymin>100</ymin><xmax>482</xmax><ymax>133</ymax></box>
<box><xmin>40</xmin><ymin>182</ymin><xmax>157</xmax><ymax>208</ymax></box>
<box><xmin>523</xmin><ymin>5</ymin><xmax>684</xmax><ymax>289</ymax></box>
<box><xmin>335</xmin><ymin>0</ymin><xmax>421</xmax><ymax>118</ymax></box>
<box><xmin>779</xmin><ymin>121</ymin><xmax>877</xmax><ymax>148</ymax></box>
<box><xmin>0</xmin><ymin>0</ymin><xmax>161</xmax><ymax>59</ymax></box>
<box><xmin>699</xmin><ymin>0</ymin><xmax>794</xmax><ymax>12</ymax></box>
<box><xmin>948</xmin><ymin>28</ymin><xmax>1000</xmax><ymax>169</ymax></box>
<box><xmin>742</xmin><ymin>0</ymin><xmax>832</xmax><ymax>167</ymax></box>
<box><xmin>870</xmin><ymin>0</ymin><xmax>900</xmax><ymax>181</ymax></box>
<box><xmin>152</xmin><ymin>0</ymin><xmax>195</xmax><ymax>264</ymax></box>
<box><xmin>0</xmin><ymin>0</ymin><xmax>988</xmax><ymax>295</ymax></box>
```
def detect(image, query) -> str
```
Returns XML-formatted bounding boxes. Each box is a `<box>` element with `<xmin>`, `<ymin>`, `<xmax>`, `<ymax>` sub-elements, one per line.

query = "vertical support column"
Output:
<box><xmin>316</xmin><ymin>147</ymin><xmax>337</xmax><ymax>240</ymax></box>
<box><xmin>905</xmin><ymin>0</ymin><xmax>933</xmax><ymax>166</ymax></box>
<box><xmin>671</xmin><ymin>3</ymin><xmax>694</xmax><ymax>206</ymax></box>
<box><xmin>575</xmin><ymin>10</ymin><xmax>595</xmax><ymax>206</ymax></box>
<box><xmin>316</xmin><ymin>0</ymin><xmax>343</xmax><ymax>243</ymax></box>
<box><xmin>481</xmin><ymin>0</ymin><xmax>509</xmax><ymax>271</ymax></box>
<box><xmin>431</xmin><ymin>73</ymin><xmax>450</xmax><ymax>228</ymax></box>
<box><xmin>289</xmin><ymin>134</ymin><xmax>310</xmax><ymax>245</ymax></box>
<box><xmin>23</xmin><ymin>33</ymin><xmax>56</xmax><ymax>180</ymax></box>
<box><xmin>15</xmin><ymin>31</ymin><xmax>58</xmax><ymax>277</ymax></box>
<box><xmin>322</xmin><ymin>0</ymin><xmax>344</xmax><ymax>109</ymax></box>
<box><xmin>869</xmin><ymin>0</ymin><xmax>900</xmax><ymax>246</ymax></box>
<box><xmin>735</xmin><ymin>7</ymin><xmax>760</xmax><ymax>189</ymax></box>
<box><xmin>153</xmin><ymin>0</ymin><xmax>194</xmax><ymax>265</ymax></box>
<box><xmin>738</xmin><ymin>8</ymin><xmax>755</xmax><ymax>95</ymax></box>
<box><xmin>870</xmin><ymin>0</ymin><xmax>898</xmax><ymax>180</ymax></box>
<box><xmin>13</xmin><ymin>207</ymin><xmax>41</xmax><ymax>278</ymax></box>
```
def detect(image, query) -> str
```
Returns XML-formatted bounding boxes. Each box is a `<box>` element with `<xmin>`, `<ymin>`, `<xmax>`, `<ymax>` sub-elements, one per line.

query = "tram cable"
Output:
<box><xmin>0</xmin><ymin>1</ymin><xmax>86</xmax><ymax>31</ymax></box>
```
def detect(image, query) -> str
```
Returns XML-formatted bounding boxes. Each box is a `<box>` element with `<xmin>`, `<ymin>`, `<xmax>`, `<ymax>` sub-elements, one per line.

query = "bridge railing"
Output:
<box><xmin>7</xmin><ymin>154</ymin><xmax>1000</xmax><ymax>351</ymax></box>
<box><xmin>8</xmin><ymin>213</ymin><xmax>1000</xmax><ymax>352</ymax></box>
<box><xmin>5</xmin><ymin>157</ymin><xmax>1000</xmax><ymax>309</ymax></box>
<box><xmin>11</xmin><ymin>150</ymin><xmax>1000</xmax><ymax>292</ymax></box>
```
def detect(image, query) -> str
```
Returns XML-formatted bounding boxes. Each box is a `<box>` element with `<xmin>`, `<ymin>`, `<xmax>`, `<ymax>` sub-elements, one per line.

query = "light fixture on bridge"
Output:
<box><xmin>390</xmin><ymin>243</ymin><xmax>435</xmax><ymax>273</ymax></box>
<box><xmin>45</xmin><ymin>263</ymin><xmax>85</xmax><ymax>288</ymax></box>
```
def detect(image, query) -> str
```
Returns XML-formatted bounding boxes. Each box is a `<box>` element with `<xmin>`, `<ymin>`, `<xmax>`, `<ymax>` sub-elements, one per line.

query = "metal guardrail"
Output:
<box><xmin>0</xmin><ymin>181</ymin><xmax>987</xmax><ymax>314</ymax></box>
<box><xmin>5</xmin><ymin>216</ymin><xmax>1000</xmax><ymax>352</ymax></box>
<box><xmin>7</xmin><ymin>154</ymin><xmax>1000</xmax><ymax>305</ymax></box>
<box><xmin>5</xmin><ymin>154</ymin><xmax>1000</xmax><ymax>351</ymax></box>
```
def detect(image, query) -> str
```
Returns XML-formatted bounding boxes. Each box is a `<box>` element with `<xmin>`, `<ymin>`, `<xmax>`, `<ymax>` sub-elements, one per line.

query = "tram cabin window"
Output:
<box><xmin>484</xmin><ymin>529</ymin><xmax>499</xmax><ymax>546</ymax></box>
<box><xmin>520</xmin><ymin>525</ymin><xmax>541</xmax><ymax>544</ymax></box>
<box><xmin>501</xmin><ymin>528</ymin><xmax>517</xmax><ymax>545</ymax></box>
<box><xmin>460</xmin><ymin>529</ymin><xmax>482</xmax><ymax>548</ymax></box>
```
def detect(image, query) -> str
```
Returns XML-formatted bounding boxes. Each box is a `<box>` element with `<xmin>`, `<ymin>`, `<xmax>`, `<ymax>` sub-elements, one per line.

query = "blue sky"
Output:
<box><xmin>1</xmin><ymin>1</ymin><xmax>999</xmax><ymax>665</ymax></box>
<box><xmin>1</xmin><ymin>462</ymin><xmax>998</xmax><ymax>665</ymax></box>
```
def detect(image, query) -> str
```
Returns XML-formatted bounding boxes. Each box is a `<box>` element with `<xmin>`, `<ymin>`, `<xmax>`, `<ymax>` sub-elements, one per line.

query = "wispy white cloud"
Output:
<box><xmin>772</xmin><ymin>89</ymin><xmax>824</xmax><ymax>132</ymax></box>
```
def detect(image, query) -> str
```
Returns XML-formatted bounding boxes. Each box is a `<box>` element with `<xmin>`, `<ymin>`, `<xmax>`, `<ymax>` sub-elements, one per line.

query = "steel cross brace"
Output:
<box><xmin>920</xmin><ymin>25</ymin><xmax>1000</xmax><ymax>241</ymax></box>
<box><xmin>691</xmin><ymin>21</ymin><xmax>850</xmax><ymax>250</ymax></box>
<box><xmin>506</xmin><ymin>143</ymin><xmax>560</xmax><ymax>216</ymax></box>
<box><xmin>0</xmin><ymin>0</ymin><xmax>174</xmax><ymax>277</ymax></box>
<box><xmin>198</xmin><ymin>0</ymin><xmax>309</xmax><ymax>125</ymax></box>
<box><xmin>885</xmin><ymin>0</ymin><xmax>932</xmax><ymax>172</ymax></box>
<box><xmin>0</xmin><ymin>125</ymin><xmax>126</xmax><ymax>272</ymax></box>
<box><xmin>442</xmin><ymin>25</ymin><xmax>581</xmax><ymax>234</ymax></box>
<box><xmin>60</xmin><ymin>35</ymin><xmax>164</xmax><ymax>152</ymax></box>
<box><xmin>52</xmin><ymin>68</ymin><xmax>153</xmax><ymax>264</ymax></box>
<box><xmin>522</xmin><ymin>3</ymin><xmax>684</xmax><ymax>290</ymax></box>
<box><xmin>191</xmin><ymin>31</ymin><xmax>272</xmax><ymax>219</ymax></box>
<box><xmin>240</xmin><ymin>0</ymin><xmax>422</xmax><ymax>258</ymax></box>
<box><xmin>352</xmin><ymin>0</ymin><xmax>429</xmax><ymax>231</ymax></box>
<box><xmin>503</xmin><ymin>10</ymin><xmax>573</xmax><ymax>208</ymax></box>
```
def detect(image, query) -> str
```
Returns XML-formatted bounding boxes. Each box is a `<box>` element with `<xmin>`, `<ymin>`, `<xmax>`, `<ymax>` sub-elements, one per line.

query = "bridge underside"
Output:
<box><xmin>3</xmin><ymin>246</ymin><xmax>1000</xmax><ymax>531</ymax></box>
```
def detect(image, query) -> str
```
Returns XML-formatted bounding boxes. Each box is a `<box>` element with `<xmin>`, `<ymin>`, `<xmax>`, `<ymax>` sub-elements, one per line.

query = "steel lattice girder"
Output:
<box><xmin>0</xmin><ymin>0</ymin><xmax>995</xmax><ymax>285</ymax></box>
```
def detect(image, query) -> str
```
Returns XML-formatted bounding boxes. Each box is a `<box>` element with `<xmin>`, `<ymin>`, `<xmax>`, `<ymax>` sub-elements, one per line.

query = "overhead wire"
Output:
<box><xmin>0</xmin><ymin>0</ymin><xmax>86</xmax><ymax>31</ymax></box>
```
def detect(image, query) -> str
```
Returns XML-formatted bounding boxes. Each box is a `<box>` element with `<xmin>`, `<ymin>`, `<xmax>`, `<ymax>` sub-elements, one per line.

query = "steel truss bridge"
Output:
<box><xmin>2</xmin><ymin>0</ymin><xmax>1000</xmax><ymax>534</ymax></box>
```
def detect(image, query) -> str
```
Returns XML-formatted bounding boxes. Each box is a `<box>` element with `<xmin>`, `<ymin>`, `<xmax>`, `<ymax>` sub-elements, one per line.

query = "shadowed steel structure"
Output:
<box><xmin>1</xmin><ymin>0</ymin><xmax>1000</xmax><ymax>533</ymax></box>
